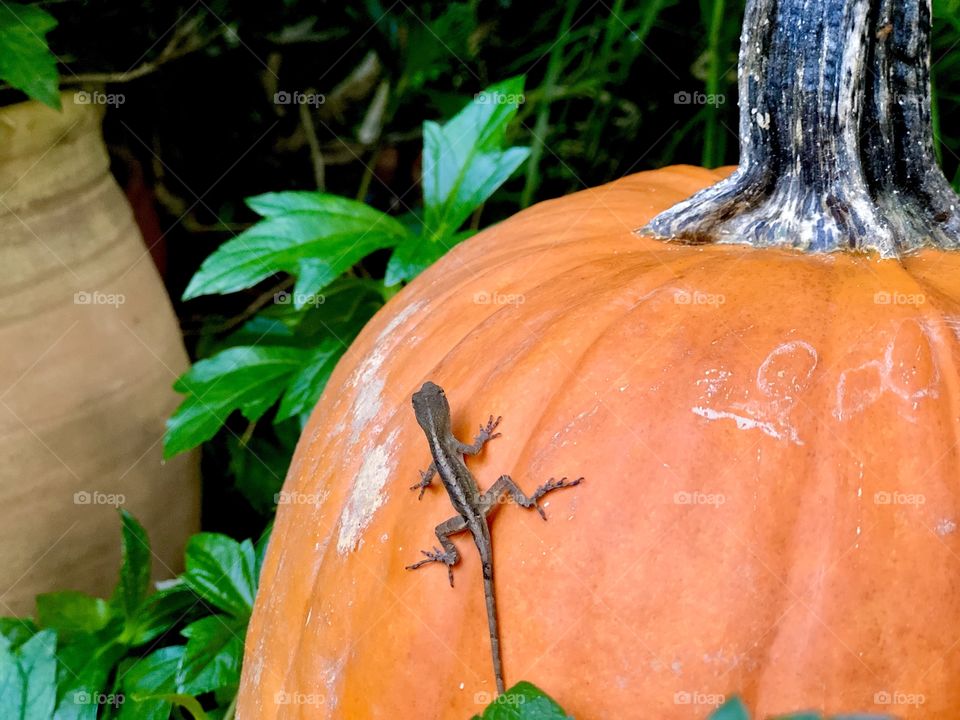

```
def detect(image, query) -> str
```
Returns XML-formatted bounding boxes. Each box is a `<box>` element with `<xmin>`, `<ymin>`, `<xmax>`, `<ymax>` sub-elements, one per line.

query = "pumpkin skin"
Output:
<box><xmin>237</xmin><ymin>165</ymin><xmax>960</xmax><ymax>719</ymax></box>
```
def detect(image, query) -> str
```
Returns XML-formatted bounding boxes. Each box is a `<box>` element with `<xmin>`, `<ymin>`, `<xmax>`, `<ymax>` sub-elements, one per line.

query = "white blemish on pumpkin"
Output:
<box><xmin>835</xmin><ymin>321</ymin><xmax>941</xmax><ymax>421</ymax></box>
<box><xmin>693</xmin><ymin>342</ymin><xmax>817</xmax><ymax>445</ymax></box>
<box><xmin>671</xmin><ymin>660</ymin><xmax>683</xmax><ymax>675</ymax></box>
<box><xmin>936</xmin><ymin>519</ymin><xmax>957</xmax><ymax>536</ymax></box>
<box><xmin>692</xmin><ymin>406</ymin><xmax>786</xmax><ymax>441</ymax></box>
<box><xmin>380</xmin><ymin>533</ymin><xmax>389</xmax><ymax>543</ymax></box>
<box><xmin>346</xmin><ymin>300</ymin><xmax>424</xmax><ymax>445</ymax></box>
<box><xmin>336</xmin><ymin>429</ymin><xmax>400</xmax><ymax>554</ymax></box>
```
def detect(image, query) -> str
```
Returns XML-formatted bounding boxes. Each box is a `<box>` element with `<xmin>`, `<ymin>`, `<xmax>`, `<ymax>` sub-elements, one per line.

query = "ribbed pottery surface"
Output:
<box><xmin>0</xmin><ymin>93</ymin><xmax>199</xmax><ymax>614</ymax></box>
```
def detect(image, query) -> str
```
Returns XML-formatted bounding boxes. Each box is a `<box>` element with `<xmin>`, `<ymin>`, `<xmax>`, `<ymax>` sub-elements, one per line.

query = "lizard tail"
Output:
<box><xmin>482</xmin><ymin>560</ymin><xmax>506</xmax><ymax>695</ymax></box>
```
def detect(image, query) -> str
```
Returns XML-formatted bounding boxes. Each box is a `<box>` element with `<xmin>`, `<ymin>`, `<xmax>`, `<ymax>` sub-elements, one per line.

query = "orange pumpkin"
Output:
<box><xmin>239</xmin><ymin>0</ymin><xmax>960</xmax><ymax>717</ymax></box>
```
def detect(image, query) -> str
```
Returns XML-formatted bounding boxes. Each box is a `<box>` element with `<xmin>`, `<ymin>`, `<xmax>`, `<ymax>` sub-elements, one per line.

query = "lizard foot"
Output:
<box><xmin>479</xmin><ymin>415</ymin><xmax>502</xmax><ymax>442</ymax></box>
<box><xmin>409</xmin><ymin>467</ymin><xmax>434</xmax><ymax>500</ymax></box>
<box><xmin>406</xmin><ymin>547</ymin><xmax>457</xmax><ymax>586</ymax></box>
<box><xmin>531</xmin><ymin>476</ymin><xmax>584</xmax><ymax>520</ymax></box>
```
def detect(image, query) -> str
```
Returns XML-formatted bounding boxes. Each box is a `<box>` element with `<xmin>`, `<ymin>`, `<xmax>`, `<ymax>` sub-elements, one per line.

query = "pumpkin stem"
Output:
<box><xmin>641</xmin><ymin>0</ymin><xmax>960</xmax><ymax>256</ymax></box>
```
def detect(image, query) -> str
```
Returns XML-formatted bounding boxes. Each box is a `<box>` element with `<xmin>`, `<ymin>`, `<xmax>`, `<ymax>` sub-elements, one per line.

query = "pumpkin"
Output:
<box><xmin>238</xmin><ymin>0</ymin><xmax>960</xmax><ymax>717</ymax></box>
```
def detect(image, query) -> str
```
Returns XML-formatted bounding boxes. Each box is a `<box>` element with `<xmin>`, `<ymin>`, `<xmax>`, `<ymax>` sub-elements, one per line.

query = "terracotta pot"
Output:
<box><xmin>0</xmin><ymin>93</ymin><xmax>200</xmax><ymax>615</ymax></box>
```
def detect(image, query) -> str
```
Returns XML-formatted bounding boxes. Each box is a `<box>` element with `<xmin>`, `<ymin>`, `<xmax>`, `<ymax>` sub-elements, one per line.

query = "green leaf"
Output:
<box><xmin>472</xmin><ymin>681</ymin><xmax>571</xmax><ymax>720</ymax></box>
<box><xmin>36</xmin><ymin>592</ymin><xmax>111</xmax><ymax>642</ymax></box>
<box><xmin>182</xmin><ymin>194</ymin><xmax>409</xmax><ymax>301</ymax></box>
<box><xmin>133</xmin><ymin>693</ymin><xmax>209</xmax><ymax>720</ymax></box>
<box><xmin>53</xmin><ymin>624</ymin><xmax>126</xmax><ymax>720</ymax></box>
<box><xmin>0</xmin><ymin>619</ymin><xmax>37</xmax><ymax>650</ymax></box>
<box><xmin>275</xmin><ymin>339</ymin><xmax>342</xmax><ymax>422</ymax></box>
<box><xmin>710</xmin><ymin>697</ymin><xmax>750</xmax><ymax>720</ymax></box>
<box><xmin>228</xmin><ymin>430</ymin><xmax>292</xmax><ymax>515</ymax></box>
<box><xmin>183</xmin><ymin>534</ymin><xmax>257</xmax><ymax>618</ymax></box>
<box><xmin>422</xmin><ymin>76</ymin><xmax>530</xmax><ymax>238</ymax></box>
<box><xmin>112</xmin><ymin>510</ymin><xmax>152</xmax><ymax>624</ymax></box>
<box><xmin>165</xmin><ymin>346</ymin><xmax>307</xmax><ymax>458</ymax></box>
<box><xmin>18</xmin><ymin>630</ymin><xmax>58</xmax><ymax>720</ymax></box>
<box><xmin>0</xmin><ymin>4</ymin><xmax>60</xmax><ymax>109</ymax></box>
<box><xmin>385</xmin><ymin>229</ymin><xmax>475</xmax><ymax>286</ymax></box>
<box><xmin>176</xmin><ymin>615</ymin><xmax>245</xmax><ymax>695</ymax></box>
<box><xmin>118</xmin><ymin>646</ymin><xmax>185</xmax><ymax>720</ymax></box>
<box><xmin>124</xmin><ymin>581</ymin><xmax>198</xmax><ymax>646</ymax></box>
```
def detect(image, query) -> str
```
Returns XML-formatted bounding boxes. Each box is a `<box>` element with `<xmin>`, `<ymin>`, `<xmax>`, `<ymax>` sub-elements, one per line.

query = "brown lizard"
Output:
<box><xmin>406</xmin><ymin>381</ymin><xmax>582</xmax><ymax>695</ymax></box>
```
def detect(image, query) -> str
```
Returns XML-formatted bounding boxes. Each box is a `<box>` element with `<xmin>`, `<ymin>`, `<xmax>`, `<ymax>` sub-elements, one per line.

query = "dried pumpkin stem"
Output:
<box><xmin>642</xmin><ymin>0</ymin><xmax>960</xmax><ymax>256</ymax></box>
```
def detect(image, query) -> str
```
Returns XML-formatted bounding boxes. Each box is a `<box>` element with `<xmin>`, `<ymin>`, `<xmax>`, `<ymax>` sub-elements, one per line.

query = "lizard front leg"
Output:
<box><xmin>410</xmin><ymin>415</ymin><xmax>501</xmax><ymax>499</ymax></box>
<box><xmin>480</xmin><ymin>475</ymin><xmax>583</xmax><ymax>520</ymax></box>
<box><xmin>405</xmin><ymin>514</ymin><xmax>467</xmax><ymax>587</ymax></box>
<box><xmin>457</xmin><ymin>415</ymin><xmax>502</xmax><ymax>455</ymax></box>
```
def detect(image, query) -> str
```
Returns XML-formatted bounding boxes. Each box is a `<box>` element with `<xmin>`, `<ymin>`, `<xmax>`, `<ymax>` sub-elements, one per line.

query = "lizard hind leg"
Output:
<box><xmin>481</xmin><ymin>475</ymin><xmax>583</xmax><ymax>520</ymax></box>
<box><xmin>405</xmin><ymin>515</ymin><xmax>467</xmax><ymax>586</ymax></box>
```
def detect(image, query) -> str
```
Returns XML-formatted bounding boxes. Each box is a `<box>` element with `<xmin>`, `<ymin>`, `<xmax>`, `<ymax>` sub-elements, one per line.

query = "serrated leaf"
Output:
<box><xmin>709</xmin><ymin>697</ymin><xmax>750</xmax><ymax>720</ymax></box>
<box><xmin>385</xmin><ymin>229</ymin><xmax>475</xmax><ymax>286</ymax></box>
<box><xmin>165</xmin><ymin>346</ymin><xmax>307</xmax><ymax>458</ymax></box>
<box><xmin>183</xmin><ymin>534</ymin><xmax>257</xmax><ymax>618</ymax></box>
<box><xmin>0</xmin><ymin>4</ymin><xmax>60</xmax><ymax>109</ymax></box>
<box><xmin>112</xmin><ymin>510</ymin><xmax>151</xmax><ymax>623</ymax></box>
<box><xmin>36</xmin><ymin>592</ymin><xmax>111</xmax><ymax>642</ymax></box>
<box><xmin>473</xmin><ymin>681</ymin><xmax>571</xmax><ymax>720</ymax></box>
<box><xmin>182</xmin><ymin>195</ymin><xmax>409</xmax><ymax>300</ymax></box>
<box><xmin>53</xmin><ymin>624</ymin><xmax>126</xmax><ymax>720</ymax></box>
<box><xmin>176</xmin><ymin>615</ymin><xmax>245</xmax><ymax>695</ymax></box>
<box><xmin>422</xmin><ymin>76</ymin><xmax>530</xmax><ymax>238</ymax></box>
<box><xmin>118</xmin><ymin>646</ymin><xmax>185</xmax><ymax>720</ymax></box>
<box><xmin>275</xmin><ymin>339</ymin><xmax>342</xmax><ymax>421</ymax></box>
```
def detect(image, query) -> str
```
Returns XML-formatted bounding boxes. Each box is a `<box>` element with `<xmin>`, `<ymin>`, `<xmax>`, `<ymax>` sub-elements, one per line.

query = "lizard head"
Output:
<box><xmin>412</xmin><ymin>381</ymin><xmax>451</xmax><ymax>432</ymax></box>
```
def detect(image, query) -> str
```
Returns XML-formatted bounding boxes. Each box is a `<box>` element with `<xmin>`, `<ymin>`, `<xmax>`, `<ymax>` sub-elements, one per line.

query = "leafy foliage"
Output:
<box><xmin>0</xmin><ymin>512</ymin><xmax>264</xmax><ymax>719</ymax></box>
<box><xmin>165</xmin><ymin>78</ymin><xmax>531</xmax><ymax>472</ymax></box>
<box><xmin>0</xmin><ymin>3</ymin><xmax>59</xmax><ymax>108</ymax></box>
